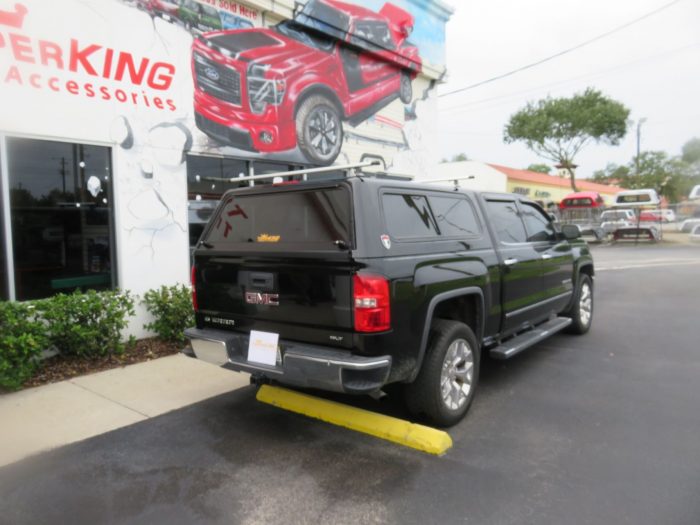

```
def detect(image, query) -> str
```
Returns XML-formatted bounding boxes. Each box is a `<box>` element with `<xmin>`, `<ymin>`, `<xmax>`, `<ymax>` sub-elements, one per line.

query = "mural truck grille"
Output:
<box><xmin>194</xmin><ymin>53</ymin><xmax>242</xmax><ymax>105</ymax></box>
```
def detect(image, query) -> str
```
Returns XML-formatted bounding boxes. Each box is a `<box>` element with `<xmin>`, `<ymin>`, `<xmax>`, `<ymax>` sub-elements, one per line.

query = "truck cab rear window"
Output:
<box><xmin>205</xmin><ymin>187</ymin><xmax>352</xmax><ymax>249</ymax></box>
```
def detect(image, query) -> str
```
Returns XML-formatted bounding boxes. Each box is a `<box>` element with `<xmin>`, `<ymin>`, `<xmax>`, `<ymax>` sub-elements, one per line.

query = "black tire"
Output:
<box><xmin>399</xmin><ymin>72</ymin><xmax>412</xmax><ymax>104</ymax></box>
<box><xmin>564</xmin><ymin>273</ymin><xmax>593</xmax><ymax>334</ymax></box>
<box><xmin>404</xmin><ymin>319</ymin><xmax>480</xmax><ymax>427</ymax></box>
<box><xmin>295</xmin><ymin>95</ymin><xmax>343</xmax><ymax>165</ymax></box>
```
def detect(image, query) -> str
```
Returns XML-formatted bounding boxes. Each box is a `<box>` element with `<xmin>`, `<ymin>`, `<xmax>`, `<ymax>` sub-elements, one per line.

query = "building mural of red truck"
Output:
<box><xmin>191</xmin><ymin>0</ymin><xmax>422</xmax><ymax>164</ymax></box>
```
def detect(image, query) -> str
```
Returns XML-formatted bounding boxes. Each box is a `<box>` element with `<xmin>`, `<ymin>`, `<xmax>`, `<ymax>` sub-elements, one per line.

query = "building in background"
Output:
<box><xmin>490</xmin><ymin>164</ymin><xmax>626</xmax><ymax>207</ymax></box>
<box><xmin>0</xmin><ymin>0</ymin><xmax>452</xmax><ymax>334</ymax></box>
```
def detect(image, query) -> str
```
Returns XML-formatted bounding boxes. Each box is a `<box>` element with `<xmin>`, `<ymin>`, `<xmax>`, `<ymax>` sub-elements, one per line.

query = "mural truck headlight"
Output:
<box><xmin>247</xmin><ymin>63</ymin><xmax>285</xmax><ymax>114</ymax></box>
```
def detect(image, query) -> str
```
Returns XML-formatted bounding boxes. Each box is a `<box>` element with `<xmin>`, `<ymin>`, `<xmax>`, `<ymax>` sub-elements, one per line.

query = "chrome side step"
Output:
<box><xmin>489</xmin><ymin>317</ymin><xmax>572</xmax><ymax>360</ymax></box>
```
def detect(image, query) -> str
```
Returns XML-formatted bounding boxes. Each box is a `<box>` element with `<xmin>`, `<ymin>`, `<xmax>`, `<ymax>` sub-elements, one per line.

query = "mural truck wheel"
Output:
<box><xmin>296</xmin><ymin>95</ymin><xmax>343</xmax><ymax>166</ymax></box>
<box><xmin>399</xmin><ymin>72</ymin><xmax>412</xmax><ymax>104</ymax></box>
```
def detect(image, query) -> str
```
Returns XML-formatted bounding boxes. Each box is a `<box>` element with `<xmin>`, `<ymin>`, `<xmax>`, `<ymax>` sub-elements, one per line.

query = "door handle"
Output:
<box><xmin>541</xmin><ymin>254</ymin><xmax>553</xmax><ymax>260</ymax></box>
<box><xmin>503</xmin><ymin>258</ymin><xmax>518</xmax><ymax>266</ymax></box>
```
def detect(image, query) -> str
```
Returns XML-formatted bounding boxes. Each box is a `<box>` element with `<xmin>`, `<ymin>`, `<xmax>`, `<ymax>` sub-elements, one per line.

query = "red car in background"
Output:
<box><xmin>141</xmin><ymin>0</ymin><xmax>179</xmax><ymax>19</ymax></box>
<box><xmin>192</xmin><ymin>0</ymin><xmax>421</xmax><ymax>164</ymax></box>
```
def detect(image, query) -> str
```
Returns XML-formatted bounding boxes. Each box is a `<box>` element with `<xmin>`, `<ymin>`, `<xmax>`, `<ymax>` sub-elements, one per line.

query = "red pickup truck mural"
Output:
<box><xmin>192</xmin><ymin>0</ymin><xmax>422</xmax><ymax>165</ymax></box>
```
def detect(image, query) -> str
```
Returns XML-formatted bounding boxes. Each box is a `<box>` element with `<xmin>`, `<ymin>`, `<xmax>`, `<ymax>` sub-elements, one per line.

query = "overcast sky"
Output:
<box><xmin>438</xmin><ymin>0</ymin><xmax>700</xmax><ymax>178</ymax></box>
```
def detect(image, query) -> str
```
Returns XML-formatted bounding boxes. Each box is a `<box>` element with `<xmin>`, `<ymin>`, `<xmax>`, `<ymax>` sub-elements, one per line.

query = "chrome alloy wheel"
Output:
<box><xmin>307</xmin><ymin>107</ymin><xmax>339</xmax><ymax>158</ymax></box>
<box><xmin>440</xmin><ymin>338</ymin><xmax>474</xmax><ymax>410</ymax></box>
<box><xmin>579</xmin><ymin>281</ymin><xmax>592</xmax><ymax>327</ymax></box>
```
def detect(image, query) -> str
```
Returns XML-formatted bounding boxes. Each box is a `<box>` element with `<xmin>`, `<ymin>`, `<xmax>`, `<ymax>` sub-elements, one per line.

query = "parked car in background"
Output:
<box><xmin>600</xmin><ymin>209</ymin><xmax>635</xmax><ymax>235</ymax></box>
<box><xmin>613</xmin><ymin>188</ymin><xmax>660</xmax><ymax>207</ymax></box>
<box><xmin>558</xmin><ymin>191</ymin><xmax>605</xmax><ymax>241</ymax></box>
<box><xmin>640</xmin><ymin>209</ymin><xmax>675</xmax><ymax>223</ymax></box>
<box><xmin>678</xmin><ymin>218</ymin><xmax>700</xmax><ymax>233</ymax></box>
<box><xmin>689</xmin><ymin>185</ymin><xmax>700</xmax><ymax>200</ymax></box>
<box><xmin>611</xmin><ymin>189</ymin><xmax>662</xmax><ymax>242</ymax></box>
<box><xmin>690</xmin><ymin>223</ymin><xmax>700</xmax><ymax>242</ymax></box>
<box><xmin>221</xmin><ymin>12</ymin><xmax>254</xmax><ymax>30</ymax></box>
<box><xmin>146</xmin><ymin>0</ymin><xmax>179</xmax><ymax>19</ymax></box>
<box><xmin>180</xmin><ymin>0</ymin><xmax>221</xmax><ymax>32</ymax></box>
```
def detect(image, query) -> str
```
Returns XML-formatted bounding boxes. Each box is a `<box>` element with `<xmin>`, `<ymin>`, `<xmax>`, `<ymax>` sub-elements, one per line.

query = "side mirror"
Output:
<box><xmin>561</xmin><ymin>224</ymin><xmax>580</xmax><ymax>240</ymax></box>
<box><xmin>548</xmin><ymin>212</ymin><xmax>557</xmax><ymax>223</ymax></box>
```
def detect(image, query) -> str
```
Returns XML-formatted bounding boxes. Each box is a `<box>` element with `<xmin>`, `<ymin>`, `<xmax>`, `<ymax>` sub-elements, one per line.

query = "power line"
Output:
<box><xmin>438</xmin><ymin>41</ymin><xmax>700</xmax><ymax>115</ymax></box>
<box><xmin>439</xmin><ymin>0</ymin><xmax>684</xmax><ymax>98</ymax></box>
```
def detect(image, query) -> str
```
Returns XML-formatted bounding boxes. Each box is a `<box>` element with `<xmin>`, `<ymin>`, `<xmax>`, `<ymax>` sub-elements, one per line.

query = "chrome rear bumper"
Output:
<box><xmin>184</xmin><ymin>327</ymin><xmax>391</xmax><ymax>395</ymax></box>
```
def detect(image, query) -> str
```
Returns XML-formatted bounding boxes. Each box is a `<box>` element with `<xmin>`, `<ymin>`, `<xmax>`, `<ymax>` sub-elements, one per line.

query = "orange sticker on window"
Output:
<box><xmin>257</xmin><ymin>233</ymin><xmax>281</xmax><ymax>243</ymax></box>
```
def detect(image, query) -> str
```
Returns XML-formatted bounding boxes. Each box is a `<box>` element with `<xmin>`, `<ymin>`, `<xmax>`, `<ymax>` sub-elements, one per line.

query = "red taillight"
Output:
<box><xmin>353</xmin><ymin>274</ymin><xmax>390</xmax><ymax>332</ymax></box>
<box><xmin>191</xmin><ymin>265</ymin><xmax>198</xmax><ymax>311</ymax></box>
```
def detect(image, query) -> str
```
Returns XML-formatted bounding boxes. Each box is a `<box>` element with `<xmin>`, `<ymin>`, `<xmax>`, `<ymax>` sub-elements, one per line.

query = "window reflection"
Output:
<box><xmin>7</xmin><ymin>138</ymin><xmax>115</xmax><ymax>301</ymax></box>
<box><xmin>186</xmin><ymin>156</ymin><xmax>301</xmax><ymax>251</ymax></box>
<box><xmin>187</xmin><ymin>155</ymin><xmax>248</xmax><ymax>250</ymax></box>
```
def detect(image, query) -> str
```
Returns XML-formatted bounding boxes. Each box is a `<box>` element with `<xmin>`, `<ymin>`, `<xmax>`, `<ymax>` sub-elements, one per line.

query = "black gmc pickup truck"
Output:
<box><xmin>185</xmin><ymin>173</ymin><xmax>594</xmax><ymax>426</ymax></box>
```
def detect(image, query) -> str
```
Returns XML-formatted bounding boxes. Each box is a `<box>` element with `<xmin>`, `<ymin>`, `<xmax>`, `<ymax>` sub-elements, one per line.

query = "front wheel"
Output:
<box><xmin>565</xmin><ymin>273</ymin><xmax>593</xmax><ymax>334</ymax></box>
<box><xmin>404</xmin><ymin>320</ymin><xmax>480</xmax><ymax>427</ymax></box>
<box><xmin>295</xmin><ymin>95</ymin><xmax>343</xmax><ymax>166</ymax></box>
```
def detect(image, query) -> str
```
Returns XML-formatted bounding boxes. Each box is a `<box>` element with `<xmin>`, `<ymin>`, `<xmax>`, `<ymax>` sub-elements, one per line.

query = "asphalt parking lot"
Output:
<box><xmin>1</xmin><ymin>244</ymin><xmax>699</xmax><ymax>525</ymax></box>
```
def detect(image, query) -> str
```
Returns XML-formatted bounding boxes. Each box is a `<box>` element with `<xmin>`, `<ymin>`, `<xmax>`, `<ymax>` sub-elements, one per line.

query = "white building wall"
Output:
<box><xmin>431</xmin><ymin>161</ymin><xmax>508</xmax><ymax>192</ymax></box>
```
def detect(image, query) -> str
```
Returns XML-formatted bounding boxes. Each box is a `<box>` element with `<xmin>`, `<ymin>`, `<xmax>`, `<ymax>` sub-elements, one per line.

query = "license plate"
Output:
<box><xmin>247</xmin><ymin>330</ymin><xmax>279</xmax><ymax>366</ymax></box>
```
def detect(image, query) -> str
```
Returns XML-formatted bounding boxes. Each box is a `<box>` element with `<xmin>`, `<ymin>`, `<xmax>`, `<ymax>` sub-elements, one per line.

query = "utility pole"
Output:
<box><xmin>635</xmin><ymin>118</ymin><xmax>647</xmax><ymax>181</ymax></box>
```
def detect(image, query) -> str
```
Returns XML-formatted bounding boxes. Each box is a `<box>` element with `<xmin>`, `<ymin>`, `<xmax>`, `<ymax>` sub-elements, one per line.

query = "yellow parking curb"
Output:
<box><xmin>256</xmin><ymin>385</ymin><xmax>453</xmax><ymax>456</ymax></box>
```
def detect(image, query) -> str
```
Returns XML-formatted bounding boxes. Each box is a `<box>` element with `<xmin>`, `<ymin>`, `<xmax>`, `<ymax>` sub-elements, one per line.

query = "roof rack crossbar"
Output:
<box><xmin>201</xmin><ymin>160</ymin><xmax>381</xmax><ymax>184</ymax></box>
<box><xmin>414</xmin><ymin>175</ymin><xmax>476</xmax><ymax>184</ymax></box>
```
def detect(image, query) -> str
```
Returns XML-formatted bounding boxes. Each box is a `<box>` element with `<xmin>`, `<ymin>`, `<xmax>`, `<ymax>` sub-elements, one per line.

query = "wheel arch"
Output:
<box><xmin>293</xmin><ymin>83</ymin><xmax>345</xmax><ymax>120</ymax></box>
<box><xmin>579</xmin><ymin>262</ymin><xmax>595</xmax><ymax>279</ymax></box>
<box><xmin>564</xmin><ymin>262</ymin><xmax>595</xmax><ymax>312</ymax></box>
<box><xmin>410</xmin><ymin>287</ymin><xmax>485</xmax><ymax>382</ymax></box>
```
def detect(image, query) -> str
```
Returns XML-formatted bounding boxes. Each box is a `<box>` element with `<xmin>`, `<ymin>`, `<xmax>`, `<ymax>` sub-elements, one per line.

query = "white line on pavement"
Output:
<box><xmin>597</xmin><ymin>260</ymin><xmax>700</xmax><ymax>271</ymax></box>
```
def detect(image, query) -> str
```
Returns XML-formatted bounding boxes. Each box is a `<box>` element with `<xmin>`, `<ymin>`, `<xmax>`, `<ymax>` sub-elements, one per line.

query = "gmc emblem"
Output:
<box><xmin>245</xmin><ymin>292</ymin><xmax>279</xmax><ymax>306</ymax></box>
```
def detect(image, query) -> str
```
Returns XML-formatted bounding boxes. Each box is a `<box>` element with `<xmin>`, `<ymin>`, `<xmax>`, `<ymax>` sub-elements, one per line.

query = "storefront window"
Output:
<box><xmin>0</xmin><ymin>150</ymin><xmax>7</xmax><ymax>301</ymax></box>
<box><xmin>7</xmin><ymin>138</ymin><xmax>115</xmax><ymax>301</ymax></box>
<box><xmin>250</xmin><ymin>161</ymin><xmax>300</xmax><ymax>185</ymax></box>
<box><xmin>187</xmin><ymin>155</ymin><xmax>248</xmax><ymax>249</ymax></box>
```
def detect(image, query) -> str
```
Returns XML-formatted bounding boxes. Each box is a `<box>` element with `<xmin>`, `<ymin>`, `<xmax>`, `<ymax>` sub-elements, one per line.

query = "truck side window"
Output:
<box><xmin>383</xmin><ymin>193</ymin><xmax>438</xmax><ymax>239</ymax></box>
<box><xmin>429</xmin><ymin>195</ymin><xmax>481</xmax><ymax>237</ymax></box>
<box><xmin>521</xmin><ymin>203</ymin><xmax>556</xmax><ymax>242</ymax></box>
<box><xmin>485</xmin><ymin>200</ymin><xmax>527</xmax><ymax>243</ymax></box>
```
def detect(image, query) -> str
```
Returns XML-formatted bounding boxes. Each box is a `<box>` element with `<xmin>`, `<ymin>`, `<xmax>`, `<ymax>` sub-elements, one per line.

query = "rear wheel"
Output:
<box><xmin>565</xmin><ymin>273</ymin><xmax>593</xmax><ymax>334</ymax></box>
<box><xmin>405</xmin><ymin>319</ymin><xmax>480</xmax><ymax>427</ymax></box>
<box><xmin>399</xmin><ymin>72</ymin><xmax>412</xmax><ymax>104</ymax></box>
<box><xmin>295</xmin><ymin>95</ymin><xmax>343</xmax><ymax>166</ymax></box>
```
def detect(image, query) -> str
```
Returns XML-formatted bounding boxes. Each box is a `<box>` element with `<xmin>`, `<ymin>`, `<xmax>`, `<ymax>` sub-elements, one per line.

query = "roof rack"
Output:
<box><xmin>414</xmin><ymin>175</ymin><xmax>476</xmax><ymax>189</ymax></box>
<box><xmin>200</xmin><ymin>161</ymin><xmax>475</xmax><ymax>187</ymax></box>
<box><xmin>203</xmin><ymin>160</ymin><xmax>383</xmax><ymax>184</ymax></box>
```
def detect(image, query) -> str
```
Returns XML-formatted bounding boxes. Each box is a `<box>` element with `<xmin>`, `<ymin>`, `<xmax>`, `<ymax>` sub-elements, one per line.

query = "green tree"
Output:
<box><xmin>594</xmin><ymin>152</ymin><xmax>690</xmax><ymax>202</ymax></box>
<box><xmin>681</xmin><ymin>137</ymin><xmax>700</xmax><ymax>164</ymax></box>
<box><xmin>591</xmin><ymin>163</ymin><xmax>630</xmax><ymax>185</ymax></box>
<box><xmin>440</xmin><ymin>153</ymin><xmax>470</xmax><ymax>163</ymax></box>
<box><xmin>526</xmin><ymin>163</ymin><xmax>551</xmax><ymax>174</ymax></box>
<box><xmin>681</xmin><ymin>137</ymin><xmax>700</xmax><ymax>178</ymax></box>
<box><xmin>504</xmin><ymin>88</ymin><xmax>630</xmax><ymax>191</ymax></box>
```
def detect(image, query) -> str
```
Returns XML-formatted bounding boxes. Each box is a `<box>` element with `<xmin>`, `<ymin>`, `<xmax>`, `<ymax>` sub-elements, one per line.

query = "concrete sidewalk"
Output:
<box><xmin>0</xmin><ymin>354</ymin><xmax>249</xmax><ymax>467</ymax></box>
